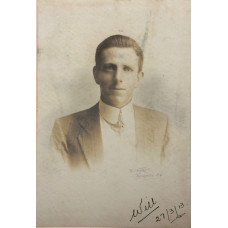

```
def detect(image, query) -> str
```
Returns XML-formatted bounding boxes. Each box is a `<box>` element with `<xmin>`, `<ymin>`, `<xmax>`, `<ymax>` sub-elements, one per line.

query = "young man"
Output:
<box><xmin>51</xmin><ymin>35</ymin><xmax>169</xmax><ymax>170</ymax></box>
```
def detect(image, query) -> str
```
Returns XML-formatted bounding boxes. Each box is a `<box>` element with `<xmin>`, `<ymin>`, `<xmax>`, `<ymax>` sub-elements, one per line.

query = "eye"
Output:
<box><xmin>102</xmin><ymin>64</ymin><xmax>116</xmax><ymax>72</ymax></box>
<box><xmin>123</xmin><ymin>66</ymin><xmax>133</xmax><ymax>72</ymax></box>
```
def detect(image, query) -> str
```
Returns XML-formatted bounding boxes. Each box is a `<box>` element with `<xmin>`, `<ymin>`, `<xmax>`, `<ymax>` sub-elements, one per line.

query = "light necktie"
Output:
<box><xmin>104</xmin><ymin>109</ymin><xmax>125</xmax><ymax>134</ymax></box>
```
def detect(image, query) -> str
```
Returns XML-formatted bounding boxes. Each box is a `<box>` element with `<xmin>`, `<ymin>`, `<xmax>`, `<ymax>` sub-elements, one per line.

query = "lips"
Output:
<box><xmin>109</xmin><ymin>87</ymin><xmax>126</xmax><ymax>90</ymax></box>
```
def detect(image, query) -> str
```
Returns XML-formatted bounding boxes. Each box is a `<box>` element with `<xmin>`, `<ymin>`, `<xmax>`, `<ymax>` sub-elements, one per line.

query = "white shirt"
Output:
<box><xmin>99</xmin><ymin>100</ymin><xmax>137</xmax><ymax>169</ymax></box>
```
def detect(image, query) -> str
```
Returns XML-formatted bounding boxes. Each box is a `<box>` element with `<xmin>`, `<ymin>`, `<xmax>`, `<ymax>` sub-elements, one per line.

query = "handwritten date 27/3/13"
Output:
<box><xmin>129</xmin><ymin>196</ymin><xmax>186</xmax><ymax>224</ymax></box>
<box><xmin>155</xmin><ymin>203</ymin><xmax>186</xmax><ymax>224</ymax></box>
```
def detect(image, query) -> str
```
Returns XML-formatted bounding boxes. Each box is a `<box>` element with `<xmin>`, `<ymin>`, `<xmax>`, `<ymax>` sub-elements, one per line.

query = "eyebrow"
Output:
<box><xmin>102</xmin><ymin>63</ymin><xmax>116</xmax><ymax>66</ymax></box>
<box><xmin>101</xmin><ymin>63</ymin><xmax>134</xmax><ymax>69</ymax></box>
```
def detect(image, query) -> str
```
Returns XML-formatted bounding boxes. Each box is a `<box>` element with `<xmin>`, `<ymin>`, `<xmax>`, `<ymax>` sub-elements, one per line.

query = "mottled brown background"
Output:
<box><xmin>37</xmin><ymin>0</ymin><xmax>190</xmax><ymax>227</ymax></box>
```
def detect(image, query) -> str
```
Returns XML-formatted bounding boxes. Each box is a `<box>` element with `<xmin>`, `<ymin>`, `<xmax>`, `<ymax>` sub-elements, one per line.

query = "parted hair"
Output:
<box><xmin>95</xmin><ymin>35</ymin><xmax>144</xmax><ymax>72</ymax></box>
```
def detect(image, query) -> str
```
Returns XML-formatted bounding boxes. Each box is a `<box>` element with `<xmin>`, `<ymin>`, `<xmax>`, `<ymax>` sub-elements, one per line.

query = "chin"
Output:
<box><xmin>106</xmin><ymin>96</ymin><xmax>130</xmax><ymax>108</ymax></box>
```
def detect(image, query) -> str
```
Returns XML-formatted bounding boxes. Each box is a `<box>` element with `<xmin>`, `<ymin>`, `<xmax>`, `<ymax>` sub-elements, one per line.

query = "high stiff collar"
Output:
<box><xmin>98</xmin><ymin>99</ymin><xmax>134</xmax><ymax>124</ymax></box>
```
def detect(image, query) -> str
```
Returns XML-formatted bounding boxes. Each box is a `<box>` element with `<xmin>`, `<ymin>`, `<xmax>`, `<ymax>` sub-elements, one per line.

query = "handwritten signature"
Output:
<box><xmin>130</xmin><ymin>196</ymin><xmax>186</xmax><ymax>224</ymax></box>
<box><xmin>130</xmin><ymin>197</ymin><xmax>159</xmax><ymax>223</ymax></box>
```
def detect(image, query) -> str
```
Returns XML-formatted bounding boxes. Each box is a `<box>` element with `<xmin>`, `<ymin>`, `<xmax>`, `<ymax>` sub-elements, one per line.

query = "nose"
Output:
<box><xmin>113</xmin><ymin>68</ymin><xmax>123</xmax><ymax>82</ymax></box>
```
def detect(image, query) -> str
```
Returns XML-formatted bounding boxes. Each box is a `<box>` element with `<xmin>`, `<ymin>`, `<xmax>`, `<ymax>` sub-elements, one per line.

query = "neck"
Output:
<box><xmin>100</xmin><ymin>97</ymin><xmax>132</xmax><ymax>109</ymax></box>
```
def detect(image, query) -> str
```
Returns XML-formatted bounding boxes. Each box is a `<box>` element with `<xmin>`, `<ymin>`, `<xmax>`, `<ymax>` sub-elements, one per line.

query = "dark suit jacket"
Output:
<box><xmin>51</xmin><ymin>103</ymin><xmax>169</xmax><ymax>169</ymax></box>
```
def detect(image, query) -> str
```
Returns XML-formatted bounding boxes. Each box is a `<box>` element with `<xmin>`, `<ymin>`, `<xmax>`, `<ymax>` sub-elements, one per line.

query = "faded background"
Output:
<box><xmin>37</xmin><ymin>0</ymin><xmax>190</xmax><ymax>227</ymax></box>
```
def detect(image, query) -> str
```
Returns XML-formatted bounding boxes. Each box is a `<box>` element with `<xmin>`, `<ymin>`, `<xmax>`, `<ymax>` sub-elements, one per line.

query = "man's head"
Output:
<box><xmin>93</xmin><ymin>35</ymin><xmax>144</xmax><ymax>108</ymax></box>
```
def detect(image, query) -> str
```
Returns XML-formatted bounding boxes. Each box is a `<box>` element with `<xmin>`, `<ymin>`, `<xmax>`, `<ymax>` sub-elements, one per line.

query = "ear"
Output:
<box><xmin>134</xmin><ymin>71</ymin><xmax>144</xmax><ymax>88</ymax></box>
<box><xmin>93</xmin><ymin>66</ymin><xmax>100</xmax><ymax>85</ymax></box>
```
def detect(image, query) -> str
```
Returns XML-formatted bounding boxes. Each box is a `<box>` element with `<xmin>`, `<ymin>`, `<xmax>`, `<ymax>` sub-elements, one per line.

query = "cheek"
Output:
<box><xmin>126</xmin><ymin>75</ymin><xmax>139</xmax><ymax>88</ymax></box>
<box><xmin>100</xmin><ymin>79</ymin><xmax>113</xmax><ymax>88</ymax></box>
<box><xmin>98</xmin><ymin>73</ymin><xmax>112</xmax><ymax>86</ymax></box>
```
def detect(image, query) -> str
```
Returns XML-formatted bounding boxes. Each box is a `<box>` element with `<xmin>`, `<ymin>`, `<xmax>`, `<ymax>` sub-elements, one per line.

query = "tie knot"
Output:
<box><xmin>116</xmin><ymin>109</ymin><xmax>124</xmax><ymax>128</ymax></box>
<box><xmin>100</xmin><ymin>109</ymin><xmax>125</xmax><ymax>134</ymax></box>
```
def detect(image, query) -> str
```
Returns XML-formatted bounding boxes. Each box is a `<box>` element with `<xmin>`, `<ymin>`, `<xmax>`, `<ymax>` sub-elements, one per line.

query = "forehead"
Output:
<box><xmin>99</xmin><ymin>47</ymin><xmax>139</xmax><ymax>65</ymax></box>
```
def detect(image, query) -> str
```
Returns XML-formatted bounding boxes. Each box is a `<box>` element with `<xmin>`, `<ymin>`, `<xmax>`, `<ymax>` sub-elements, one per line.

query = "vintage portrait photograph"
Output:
<box><xmin>37</xmin><ymin>0</ymin><xmax>190</xmax><ymax>227</ymax></box>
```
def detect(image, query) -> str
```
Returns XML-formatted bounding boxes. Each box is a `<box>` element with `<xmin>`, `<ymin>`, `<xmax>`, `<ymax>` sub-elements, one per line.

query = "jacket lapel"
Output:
<box><xmin>77</xmin><ymin>103</ymin><xmax>103</xmax><ymax>166</ymax></box>
<box><xmin>134</xmin><ymin>105</ymin><xmax>155</xmax><ymax>157</ymax></box>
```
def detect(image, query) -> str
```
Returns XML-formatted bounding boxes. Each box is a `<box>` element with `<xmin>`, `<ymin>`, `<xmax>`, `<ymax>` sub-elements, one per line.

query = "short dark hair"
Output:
<box><xmin>95</xmin><ymin>35</ymin><xmax>144</xmax><ymax>72</ymax></box>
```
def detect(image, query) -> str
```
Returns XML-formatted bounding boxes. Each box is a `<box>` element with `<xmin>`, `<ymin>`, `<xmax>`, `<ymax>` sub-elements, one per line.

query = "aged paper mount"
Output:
<box><xmin>37</xmin><ymin>0</ymin><xmax>190</xmax><ymax>227</ymax></box>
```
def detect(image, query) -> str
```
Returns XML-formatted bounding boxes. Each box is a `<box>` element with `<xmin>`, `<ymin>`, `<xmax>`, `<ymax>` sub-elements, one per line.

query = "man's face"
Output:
<box><xmin>93</xmin><ymin>47</ymin><xmax>143</xmax><ymax>108</ymax></box>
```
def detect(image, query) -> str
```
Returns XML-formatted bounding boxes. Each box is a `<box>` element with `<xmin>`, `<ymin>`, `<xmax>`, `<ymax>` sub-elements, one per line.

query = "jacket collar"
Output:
<box><xmin>134</xmin><ymin>105</ymin><xmax>155</xmax><ymax>155</ymax></box>
<box><xmin>77</xmin><ymin>103</ymin><xmax>104</xmax><ymax>166</ymax></box>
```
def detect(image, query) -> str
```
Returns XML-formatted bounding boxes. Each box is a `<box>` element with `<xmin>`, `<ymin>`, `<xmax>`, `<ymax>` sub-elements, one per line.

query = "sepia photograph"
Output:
<box><xmin>51</xmin><ymin>34</ymin><xmax>169</xmax><ymax>170</ymax></box>
<box><xmin>37</xmin><ymin>0</ymin><xmax>190</xmax><ymax>227</ymax></box>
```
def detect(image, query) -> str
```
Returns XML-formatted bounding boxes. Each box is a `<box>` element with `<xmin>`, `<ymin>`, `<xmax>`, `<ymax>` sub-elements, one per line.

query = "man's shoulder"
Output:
<box><xmin>134</xmin><ymin>104</ymin><xmax>168</xmax><ymax>122</ymax></box>
<box><xmin>54</xmin><ymin>103</ymin><xmax>98</xmax><ymax>127</ymax></box>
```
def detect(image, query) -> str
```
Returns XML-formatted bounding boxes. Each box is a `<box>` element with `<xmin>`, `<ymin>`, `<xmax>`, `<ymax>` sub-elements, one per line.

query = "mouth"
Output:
<box><xmin>109</xmin><ymin>88</ymin><xmax>126</xmax><ymax>90</ymax></box>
